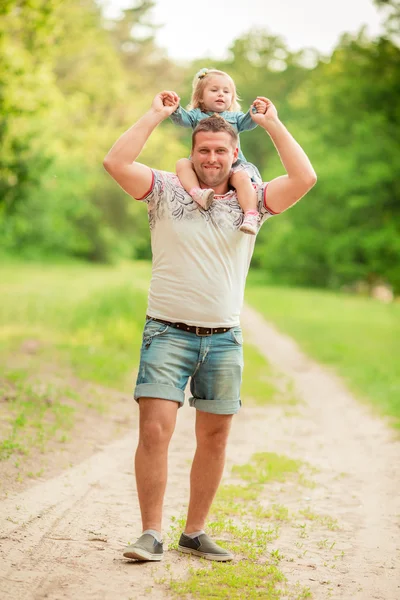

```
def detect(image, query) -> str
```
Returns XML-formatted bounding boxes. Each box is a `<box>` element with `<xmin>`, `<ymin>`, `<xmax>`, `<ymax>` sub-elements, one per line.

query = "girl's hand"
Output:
<box><xmin>250</xmin><ymin>97</ymin><xmax>278</xmax><ymax>124</ymax></box>
<box><xmin>252</xmin><ymin>98</ymin><xmax>268</xmax><ymax>114</ymax></box>
<box><xmin>152</xmin><ymin>91</ymin><xmax>180</xmax><ymax>117</ymax></box>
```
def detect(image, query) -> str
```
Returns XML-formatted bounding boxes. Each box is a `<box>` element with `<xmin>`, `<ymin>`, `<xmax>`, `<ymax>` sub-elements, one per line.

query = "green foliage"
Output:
<box><xmin>0</xmin><ymin>0</ymin><xmax>64</xmax><ymax>215</ymax></box>
<box><xmin>249</xmin><ymin>30</ymin><xmax>400</xmax><ymax>292</ymax></box>
<box><xmin>0</xmin><ymin>0</ymin><xmax>186</xmax><ymax>262</ymax></box>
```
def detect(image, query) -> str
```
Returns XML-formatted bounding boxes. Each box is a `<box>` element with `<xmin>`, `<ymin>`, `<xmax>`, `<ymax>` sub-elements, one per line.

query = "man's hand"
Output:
<box><xmin>250</xmin><ymin>97</ymin><xmax>278</xmax><ymax>126</ymax></box>
<box><xmin>152</xmin><ymin>91</ymin><xmax>180</xmax><ymax>118</ymax></box>
<box><xmin>103</xmin><ymin>91</ymin><xmax>180</xmax><ymax>200</ymax></box>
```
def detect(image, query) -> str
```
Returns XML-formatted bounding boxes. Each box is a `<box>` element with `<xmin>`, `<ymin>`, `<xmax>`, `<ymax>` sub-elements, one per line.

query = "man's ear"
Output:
<box><xmin>233</xmin><ymin>146</ymin><xmax>239</xmax><ymax>161</ymax></box>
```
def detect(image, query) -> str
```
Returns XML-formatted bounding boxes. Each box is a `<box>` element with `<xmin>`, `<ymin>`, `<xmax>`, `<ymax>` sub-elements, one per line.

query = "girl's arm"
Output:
<box><xmin>236</xmin><ymin>99</ymin><xmax>267</xmax><ymax>131</ymax></box>
<box><xmin>236</xmin><ymin>110</ymin><xmax>258</xmax><ymax>132</ymax></box>
<box><xmin>169</xmin><ymin>106</ymin><xmax>198</xmax><ymax>128</ymax></box>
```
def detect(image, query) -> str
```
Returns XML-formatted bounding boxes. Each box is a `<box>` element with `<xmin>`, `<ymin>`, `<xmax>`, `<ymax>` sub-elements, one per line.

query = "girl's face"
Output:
<box><xmin>200</xmin><ymin>75</ymin><xmax>234</xmax><ymax>113</ymax></box>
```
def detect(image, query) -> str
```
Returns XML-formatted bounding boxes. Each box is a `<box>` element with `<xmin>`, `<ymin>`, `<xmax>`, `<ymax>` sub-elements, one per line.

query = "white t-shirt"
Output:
<box><xmin>139</xmin><ymin>170</ymin><xmax>275</xmax><ymax>328</ymax></box>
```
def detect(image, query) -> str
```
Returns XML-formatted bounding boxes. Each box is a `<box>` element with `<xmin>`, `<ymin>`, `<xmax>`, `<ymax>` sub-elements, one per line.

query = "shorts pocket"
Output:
<box><xmin>143</xmin><ymin>319</ymin><xmax>169</xmax><ymax>347</ymax></box>
<box><xmin>230</xmin><ymin>326</ymin><xmax>243</xmax><ymax>346</ymax></box>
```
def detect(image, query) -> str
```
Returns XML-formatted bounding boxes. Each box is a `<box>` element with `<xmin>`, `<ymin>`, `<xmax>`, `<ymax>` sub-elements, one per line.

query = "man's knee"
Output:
<box><xmin>139</xmin><ymin>419</ymin><xmax>173</xmax><ymax>450</ymax></box>
<box><xmin>138</xmin><ymin>399</ymin><xmax>177</xmax><ymax>450</ymax></box>
<box><xmin>196</xmin><ymin>417</ymin><xmax>232</xmax><ymax>453</ymax></box>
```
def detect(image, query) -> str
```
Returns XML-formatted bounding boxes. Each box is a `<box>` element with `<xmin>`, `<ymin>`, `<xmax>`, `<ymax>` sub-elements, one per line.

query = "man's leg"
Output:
<box><xmin>177</xmin><ymin>410</ymin><xmax>234</xmax><ymax>561</ymax></box>
<box><xmin>125</xmin><ymin>319</ymin><xmax>195</xmax><ymax>561</ymax></box>
<box><xmin>185</xmin><ymin>410</ymin><xmax>233</xmax><ymax>532</ymax></box>
<box><xmin>135</xmin><ymin>398</ymin><xmax>179</xmax><ymax>532</ymax></box>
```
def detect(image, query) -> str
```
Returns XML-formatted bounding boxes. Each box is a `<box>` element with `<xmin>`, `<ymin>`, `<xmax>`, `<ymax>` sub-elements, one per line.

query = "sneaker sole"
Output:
<box><xmin>196</xmin><ymin>191</ymin><xmax>214</xmax><ymax>211</ymax></box>
<box><xmin>178</xmin><ymin>544</ymin><xmax>233</xmax><ymax>562</ymax></box>
<box><xmin>203</xmin><ymin>195</ymin><xmax>214</xmax><ymax>210</ymax></box>
<box><xmin>123</xmin><ymin>548</ymin><xmax>163</xmax><ymax>561</ymax></box>
<box><xmin>239</xmin><ymin>225</ymin><xmax>257</xmax><ymax>235</ymax></box>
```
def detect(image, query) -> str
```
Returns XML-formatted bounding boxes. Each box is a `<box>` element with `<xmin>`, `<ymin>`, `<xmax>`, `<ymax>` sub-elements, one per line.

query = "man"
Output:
<box><xmin>103</xmin><ymin>90</ymin><xmax>316</xmax><ymax>563</ymax></box>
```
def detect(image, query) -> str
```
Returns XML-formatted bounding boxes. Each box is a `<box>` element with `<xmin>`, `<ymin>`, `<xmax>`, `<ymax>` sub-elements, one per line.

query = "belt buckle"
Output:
<box><xmin>196</xmin><ymin>326</ymin><xmax>213</xmax><ymax>337</ymax></box>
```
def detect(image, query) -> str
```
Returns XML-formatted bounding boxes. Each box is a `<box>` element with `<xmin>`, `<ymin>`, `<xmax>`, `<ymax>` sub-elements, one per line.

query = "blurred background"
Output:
<box><xmin>1</xmin><ymin>0</ymin><xmax>399</xmax><ymax>293</ymax></box>
<box><xmin>0</xmin><ymin>1</ymin><xmax>399</xmax><ymax>452</ymax></box>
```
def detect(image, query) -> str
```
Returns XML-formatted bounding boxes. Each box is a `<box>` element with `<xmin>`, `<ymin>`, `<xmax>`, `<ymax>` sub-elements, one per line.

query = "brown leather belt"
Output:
<box><xmin>146</xmin><ymin>315</ymin><xmax>232</xmax><ymax>337</ymax></box>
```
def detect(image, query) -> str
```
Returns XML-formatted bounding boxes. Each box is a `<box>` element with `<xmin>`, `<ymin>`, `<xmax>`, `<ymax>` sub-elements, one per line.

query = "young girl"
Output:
<box><xmin>166</xmin><ymin>68</ymin><xmax>267</xmax><ymax>235</ymax></box>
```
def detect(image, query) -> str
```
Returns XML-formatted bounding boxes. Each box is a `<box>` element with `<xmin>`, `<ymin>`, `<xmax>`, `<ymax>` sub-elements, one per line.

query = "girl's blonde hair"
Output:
<box><xmin>188</xmin><ymin>68</ymin><xmax>241</xmax><ymax>112</ymax></box>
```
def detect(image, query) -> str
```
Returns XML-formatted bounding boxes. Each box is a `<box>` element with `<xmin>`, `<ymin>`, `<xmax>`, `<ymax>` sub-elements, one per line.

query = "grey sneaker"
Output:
<box><xmin>123</xmin><ymin>533</ymin><xmax>163</xmax><ymax>561</ymax></box>
<box><xmin>178</xmin><ymin>532</ymin><xmax>233</xmax><ymax>562</ymax></box>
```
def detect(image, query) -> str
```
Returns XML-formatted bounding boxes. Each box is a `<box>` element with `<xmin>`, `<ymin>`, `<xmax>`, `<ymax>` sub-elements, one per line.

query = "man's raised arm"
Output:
<box><xmin>250</xmin><ymin>97</ymin><xmax>317</xmax><ymax>214</ymax></box>
<box><xmin>103</xmin><ymin>91</ymin><xmax>180</xmax><ymax>199</ymax></box>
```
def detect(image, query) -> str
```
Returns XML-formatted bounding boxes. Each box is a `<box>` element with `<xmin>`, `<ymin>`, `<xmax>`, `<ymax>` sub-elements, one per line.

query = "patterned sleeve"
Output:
<box><xmin>236</xmin><ymin>110</ymin><xmax>258</xmax><ymax>132</ymax></box>
<box><xmin>137</xmin><ymin>169</ymin><xmax>168</xmax><ymax>205</ymax></box>
<box><xmin>256</xmin><ymin>182</ymin><xmax>279</xmax><ymax>225</ymax></box>
<box><xmin>169</xmin><ymin>106</ymin><xmax>198</xmax><ymax>128</ymax></box>
<box><xmin>138</xmin><ymin>170</ymin><xmax>187</xmax><ymax>231</ymax></box>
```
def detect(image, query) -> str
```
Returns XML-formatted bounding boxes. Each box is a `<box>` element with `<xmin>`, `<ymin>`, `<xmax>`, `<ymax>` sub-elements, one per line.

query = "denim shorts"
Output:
<box><xmin>134</xmin><ymin>318</ymin><xmax>244</xmax><ymax>415</ymax></box>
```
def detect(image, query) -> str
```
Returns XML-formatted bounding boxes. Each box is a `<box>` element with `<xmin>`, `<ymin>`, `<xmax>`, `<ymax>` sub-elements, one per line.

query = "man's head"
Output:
<box><xmin>191</xmin><ymin>115</ymin><xmax>239</xmax><ymax>193</ymax></box>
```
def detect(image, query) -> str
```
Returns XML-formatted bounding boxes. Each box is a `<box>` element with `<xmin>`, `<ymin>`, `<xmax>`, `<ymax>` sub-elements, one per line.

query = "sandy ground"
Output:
<box><xmin>0</xmin><ymin>305</ymin><xmax>399</xmax><ymax>599</ymax></box>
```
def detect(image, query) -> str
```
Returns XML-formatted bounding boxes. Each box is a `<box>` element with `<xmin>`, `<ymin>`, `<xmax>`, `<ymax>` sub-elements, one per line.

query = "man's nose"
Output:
<box><xmin>208</xmin><ymin>151</ymin><xmax>217</xmax><ymax>162</ymax></box>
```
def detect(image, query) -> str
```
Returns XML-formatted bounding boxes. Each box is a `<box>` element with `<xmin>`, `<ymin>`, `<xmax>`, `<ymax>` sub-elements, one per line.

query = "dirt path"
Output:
<box><xmin>1</xmin><ymin>305</ymin><xmax>399</xmax><ymax>599</ymax></box>
<box><xmin>241</xmin><ymin>305</ymin><xmax>400</xmax><ymax>600</ymax></box>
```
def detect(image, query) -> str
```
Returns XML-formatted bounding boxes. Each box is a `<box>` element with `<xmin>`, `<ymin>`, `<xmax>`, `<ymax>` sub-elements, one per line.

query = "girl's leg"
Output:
<box><xmin>229</xmin><ymin>170</ymin><xmax>259</xmax><ymax>235</ymax></box>
<box><xmin>176</xmin><ymin>158</ymin><xmax>214</xmax><ymax>210</ymax></box>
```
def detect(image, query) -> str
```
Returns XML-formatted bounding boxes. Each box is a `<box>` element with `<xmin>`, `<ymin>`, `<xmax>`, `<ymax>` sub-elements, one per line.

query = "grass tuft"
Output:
<box><xmin>232</xmin><ymin>452</ymin><xmax>302</xmax><ymax>485</ymax></box>
<box><xmin>166</xmin><ymin>450</ymin><xmax>314</xmax><ymax>599</ymax></box>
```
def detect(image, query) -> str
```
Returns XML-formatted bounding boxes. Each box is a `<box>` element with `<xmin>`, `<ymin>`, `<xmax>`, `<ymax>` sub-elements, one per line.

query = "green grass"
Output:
<box><xmin>169</xmin><ymin>561</ymin><xmax>286</xmax><ymax>600</ymax></box>
<box><xmin>0</xmin><ymin>370</ymin><xmax>75</xmax><ymax>461</ymax></box>
<box><xmin>232</xmin><ymin>452</ymin><xmax>302</xmax><ymax>485</ymax></box>
<box><xmin>0</xmin><ymin>261</ymin><xmax>152</xmax><ymax>461</ymax></box>
<box><xmin>165</xmin><ymin>450</ymin><xmax>344</xmax><ymax>599</ymax></box>
<box><xmin>242</xmin><ymin>343</ymin><xmax>287</xmax><ymax>406</ymax></box>
<box><xmin>0</xmin><ymin>261</ymin><xmax>151</xmax><ymax>389</ymax></box>
<box><xmin>246</xmin><ymin>284</ymin><xmax>400</xmax><ymax>428</ymax></box>
<box><xmin>166</xmin><ymin>451</ymin><xmax>315</xmax><ymax>599</ymax></box>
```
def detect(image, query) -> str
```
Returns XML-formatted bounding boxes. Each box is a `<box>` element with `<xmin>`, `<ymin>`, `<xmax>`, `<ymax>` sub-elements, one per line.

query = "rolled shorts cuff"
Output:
<box><xmin>134</xmin><ymin>383</ymin><xmax>184</xmax><ymax>404</ymax></box>
<box><xmin>188</xmin><ymin>396</ymin><xmax>241</xmax><ymax>415</ymax></box>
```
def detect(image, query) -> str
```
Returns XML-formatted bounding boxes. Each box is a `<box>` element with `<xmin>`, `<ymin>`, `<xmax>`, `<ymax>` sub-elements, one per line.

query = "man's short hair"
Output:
<box><xmin>192</xmin><ymin>115</ymin><xmax>238</xmax><ymax>149</ymax></box>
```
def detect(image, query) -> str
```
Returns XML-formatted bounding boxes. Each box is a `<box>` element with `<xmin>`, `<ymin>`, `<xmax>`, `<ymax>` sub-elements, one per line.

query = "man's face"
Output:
<box><xmin>191</xmin><ymin>132</ymin><xmax>238</xmax><ymax>191</ymax></box>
